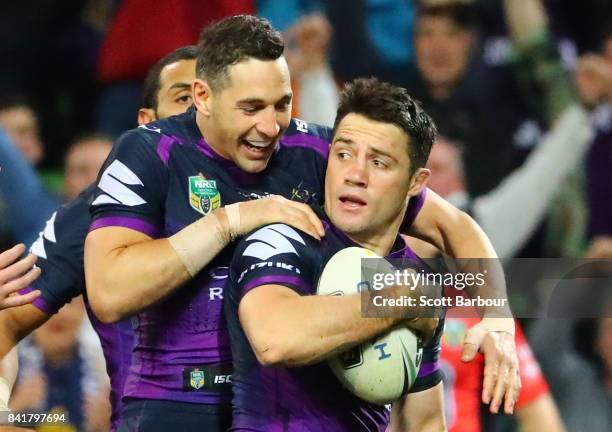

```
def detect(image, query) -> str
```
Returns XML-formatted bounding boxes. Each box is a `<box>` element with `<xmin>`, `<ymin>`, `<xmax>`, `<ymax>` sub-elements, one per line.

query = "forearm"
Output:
<box><xmin>408</xmin><ymin>192</ymin><xmax>512</xmax><ymax>323</ymax></box>
<box><xmin>85</xmin><ymin>209</ymin><xmax>231</xmax><ymax>322</ymax></box>
<box><xmin>517</xmin><ymin>394</ymin><xmax>567</xmax><ymax>432</ymax></box>
<box><xmin>503</xmin><ymin>0</ymin><xmax>548</xmax><ymax>48</ymax></box>
<box><xmin>390</xmin><ymin>382</ymin><xmax>446</xmax><ymax>432</ymax></box>
<box><xmin>242</xmin><ymin>286</ymin><xmax>414</xmax><ymax>367</ymax></box>
<box><xmin>474</xmin><ymin>105</ymin><xmax>593</xmax><ymax>257</ymax></box>
<box><xmin>0</xmin><ymin>306</ymin><xmax>48</xmax><ymax>406</ymax></box>
<box><xmin>504</xmin><ymin>0</ymin><xmax>576</xmax><ymax>121</ymax></box>
<box><xmin>298</xmin><ymin>67</ymin><xmax>339</xmax><ymax>127</ymax></box>
<box><xmin>406</xmin><ymin>190</ymin><xmax>493</xmax><ymax>258</ymax></box>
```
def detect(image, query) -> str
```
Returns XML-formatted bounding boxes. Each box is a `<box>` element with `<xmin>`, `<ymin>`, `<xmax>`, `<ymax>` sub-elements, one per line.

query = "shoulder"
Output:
<box><xmin>236</xmin><ymin>223</ymin><xmax>321</xmax><ymax>263</ymax></box>
<box><xmin>31</xmin><ymin>186</ymin><xmax>95</xmax><ymax>260</ymax></box>
<box><xmin>279</xmin><ymin>118</ymin><xmax>333</xmax><ymax>158</ymax></box>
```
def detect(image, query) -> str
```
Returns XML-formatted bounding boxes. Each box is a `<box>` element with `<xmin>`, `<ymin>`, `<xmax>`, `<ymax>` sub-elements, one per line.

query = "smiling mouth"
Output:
<box><xmin>241</xmin><ymin>138</ymin><xmax>274</xmax><ymax>152</ymax></box>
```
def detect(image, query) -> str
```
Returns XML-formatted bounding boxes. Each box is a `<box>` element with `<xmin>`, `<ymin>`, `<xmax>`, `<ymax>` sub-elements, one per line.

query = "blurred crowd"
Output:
<box><xmin>0</xmin><ymin>0</ymin><xmax>610</xmax><ymax>430</ymax></box>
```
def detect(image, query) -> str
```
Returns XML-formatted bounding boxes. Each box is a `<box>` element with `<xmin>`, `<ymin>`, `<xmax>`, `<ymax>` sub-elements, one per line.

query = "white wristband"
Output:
<box><xmin>168</xmin><ymin>212</ymin><xmax>229</xmax><ymax>277</ymax></box>
<box><xmin>225</xmin><ymin>203</ymin><xmax>241</xmax><ymax>240</ymax></box>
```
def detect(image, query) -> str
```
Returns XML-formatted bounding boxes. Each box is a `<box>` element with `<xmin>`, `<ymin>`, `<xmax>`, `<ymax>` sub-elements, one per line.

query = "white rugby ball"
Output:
<box><xmin>317</xmin><ymin>247</ymin><xmax>423</xmax><ymax>405</ymax></box>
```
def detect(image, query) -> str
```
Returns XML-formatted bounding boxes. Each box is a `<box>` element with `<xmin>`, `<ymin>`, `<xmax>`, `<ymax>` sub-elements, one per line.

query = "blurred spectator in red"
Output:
<box><xmin>438</xmin><ymin>317</ymin><xmax>565</xmax><ymax>432</ymax></box>
<box><xmin>96</xmin><ymin>0</ymin><xmax>254</xmax><ymax>137</ymax></box>
<box><xmin>64</xmin><ymin>134</ymin><xmax>112</xmax><ymax>200</ymax></box>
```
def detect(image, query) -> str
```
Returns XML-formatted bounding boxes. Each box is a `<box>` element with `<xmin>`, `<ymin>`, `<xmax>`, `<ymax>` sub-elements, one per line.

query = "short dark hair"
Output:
<box><xmin>334</xmin><ymin>77</ymin><xmax>437</xmax><ymax>173</ymax></box>
<box><xmin>142</xmin><ymin>45</ymin><xmax>198</xmax><ymax>110</ymax></box>
<box><xmin>0</xmin><ymin>91</ymin><xmax>32</xmax><ymax>113</ymax></box>
<box><xmin>416</xmin><ymin>2</ymin><xmax>478</xmax><ymax>31</ymax></box>
<box><xmin>196</xmin><ymin>15</ymin><xmax>284</xmax><ymax>90</ymax></box>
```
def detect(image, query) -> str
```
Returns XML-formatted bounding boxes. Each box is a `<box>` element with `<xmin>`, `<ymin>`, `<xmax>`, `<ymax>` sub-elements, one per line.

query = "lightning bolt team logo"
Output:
<box><xmin>188</xmin><ymin>175</ymin><xmax>221</xmax><ymax>215</ymax></box>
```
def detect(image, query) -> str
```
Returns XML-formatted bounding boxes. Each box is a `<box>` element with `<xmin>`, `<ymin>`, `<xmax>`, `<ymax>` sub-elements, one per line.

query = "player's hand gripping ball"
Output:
<box><xmin>317</xmin><ymin>247</ymin><xmax>423</xmax><ymax>405</ymax></box>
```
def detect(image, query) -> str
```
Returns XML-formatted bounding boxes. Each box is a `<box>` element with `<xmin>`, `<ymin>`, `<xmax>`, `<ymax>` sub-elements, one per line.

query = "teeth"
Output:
<box><xmin>245</xmin><ymin>140</ymin><xmax>271</xmax><ymax>149</ymax></box>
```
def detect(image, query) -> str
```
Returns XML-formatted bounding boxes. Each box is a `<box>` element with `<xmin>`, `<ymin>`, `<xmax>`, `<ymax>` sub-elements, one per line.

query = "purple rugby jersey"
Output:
<box><xmin>88</xmin><ymin>107</ymin><xmax>427</xmax><ymax>407</ymax></box>
<box><xmin>225</xmin><ymin>220</ymin><xmax>444</xmax><ymax>431</ymax></box>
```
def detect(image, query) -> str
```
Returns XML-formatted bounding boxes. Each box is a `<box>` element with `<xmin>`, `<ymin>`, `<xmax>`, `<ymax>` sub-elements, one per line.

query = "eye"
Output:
<box><xmin>337</xmin><ymin>151</ymin><xmax>350</xmax><ymax>160</ymax></box>
<box><xmin>176</xmin><ymin>95</ymin><xmax>192</xmax><ymax>104</ymax></box>
<box><xmin>241</xmin><ymin>106</ymin><xmax>261</xmax><ymax>114</ymax></box>
<box><xmin>275</xmin><ymin>101</ymin><xmax>290</xmax><ymax>112</ymax></box>
<box><xmin>372</xmin><ymin>159</ymin><xmax>388</xmax><ymax>168</ymax></box>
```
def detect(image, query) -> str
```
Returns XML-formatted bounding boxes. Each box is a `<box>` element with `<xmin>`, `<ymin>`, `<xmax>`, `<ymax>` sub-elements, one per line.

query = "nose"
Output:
<box><xmin>344</xmin><ymin>156</ymin><xmax>368</xmax><ymax>188</ymax></box>
<box><xmin>255</xmin><ymin>106</ymin><xmax>281</xmax><ymax>138</ymax></box>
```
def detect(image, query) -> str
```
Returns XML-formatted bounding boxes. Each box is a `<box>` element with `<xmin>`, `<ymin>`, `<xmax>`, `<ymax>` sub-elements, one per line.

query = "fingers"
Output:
<box><xmin>479</xmin><ymin>332</ymin><xmax>520</xmax><ymax>414</ymax></box>
<box><xmin>0</xmin><ymin>253</ymin><xmax>37</xmax><ymax>285</ymax></box>
<box><xmin>284</xmin><ymin>201</ymin><xmax>325</xmax><ymax>237</ymax></box>
<box><xmin>461</xmin><ymin>325</ymin><xmax>486</xmax><ymax>362</ymax></box>
<box><xmin>0</xmin><ymin>287</ymin><xmax>41</xmax><ymax>310</ymax></box>
<box><xmin>0</xmin><ymin>244</ymin><xmax>26</xmax><ymax>270</ymax></box>
<box><xmin>481</xmin><ymin>340</ymin><xmax>498</xmax><ymax>406</ymax></box>
<box><xmin>280</xmin><ymin>204</ymin><xmax>323</xmax><ymax>240</ymax></box>
<box><xmin>265</xmin><ymin>196</ymin><xmax>324</xmax><ymax>239</ymax></box>
<box><xmin>503</xmin><ymin>368</ymin><xmax>521</xmax><ymax>415</ymax></box>
<box><xmin>489</xmin><ymin>351</ymin><xmax>510</xmax><ymax>413</ymax></box>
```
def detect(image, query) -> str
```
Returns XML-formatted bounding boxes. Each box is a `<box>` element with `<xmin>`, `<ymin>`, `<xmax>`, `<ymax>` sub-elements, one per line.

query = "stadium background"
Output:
<box><xmin>0</xmin><ymin>0</ymin><xmax>610</xmax><ymax>430</ymax></box>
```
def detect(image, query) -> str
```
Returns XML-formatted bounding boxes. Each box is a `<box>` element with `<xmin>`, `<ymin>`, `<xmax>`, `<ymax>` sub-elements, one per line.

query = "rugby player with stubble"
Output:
<box><xmin>226</xmin><ymin>77</ymin><xmax>445</xmax><ymax>431</ymax></box>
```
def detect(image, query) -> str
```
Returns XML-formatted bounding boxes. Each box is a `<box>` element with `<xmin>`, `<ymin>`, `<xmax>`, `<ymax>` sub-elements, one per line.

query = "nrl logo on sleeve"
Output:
<box><xmin>189</xmin><ymin>175</ymin><xmax>221</xmax><ymax>215</ymax></box>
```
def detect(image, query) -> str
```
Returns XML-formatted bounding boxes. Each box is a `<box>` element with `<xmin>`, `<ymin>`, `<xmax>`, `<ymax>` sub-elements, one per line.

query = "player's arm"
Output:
<box><xmin>0</xmin><ymin>244</ymin><xmax>41</xmax><ymax>310</ymax></box>
<box><xmin>515</xmin><ymin>393</ymin><xmax>566</xmax><ymax>432</ymax></box>
<box><xmin>85</xmin><ymin>130</ymin><xmax>324</xmax><ymax>323</ymax></box>
<box><xmin>405</xmin><ymin>190</ymin><xmax>519</xmax><ymax>414</ymax></box>
<box><xmin>239</xmin><ymin>284</ymin><xmax>428</xmax><ymax>367</ymax></box>
<box><xmin>405</xmin><ymin>189</ymin><xmax>495</xmax><ymax>259</ymax></box>
<box><xmin>389</xmin><ymin>382</ymin><xmax>446</xmax><ymax>432</ymax></box>
<box><xmin>0</xmin><ymin>305</ymin><xmax>50</xmax><ymax>410</ymax></box>
<box><xmin>86</xmin><ymin>197</ymin><xmax>324</xmax><ymax>323</ymax></box>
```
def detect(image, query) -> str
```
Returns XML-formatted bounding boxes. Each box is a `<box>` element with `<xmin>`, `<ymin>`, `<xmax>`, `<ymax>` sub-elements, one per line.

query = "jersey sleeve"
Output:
<box><xmin>21</xmin><ymin>189</ymin><xmax>92</xmax><ymax>315</ymax></box>
<box><xmin>229</xmin><ymin>223</ymin><xmax>319</xmax><ymax>300</ymax></box>
<box><xmin>515</xmin><ymin>323</ymin><xmax>550</xmax><ymax>409</ymax></box>
<box><xmin>409</xmin><ymin>315</ymin><xmax>445</xmax><ymax>393</ymax></box>
<box><xmin>400</xmin><ymin>187</ymin><xmax>427</xmax><ymax>233</ymax></box>
<box><xmin>89</xmin><ymin>128</ymin><xmax>169</xmax><ymax>238</ymax></box>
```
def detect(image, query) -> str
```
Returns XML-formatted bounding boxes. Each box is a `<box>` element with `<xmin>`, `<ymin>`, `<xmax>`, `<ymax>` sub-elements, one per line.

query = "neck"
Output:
<box><xmin>196</xmin><ymin>111</ymin><xmax>229</xmax><ymax>158</ymax></box>
<box><xmin>343</xmin><ymin>215</ymin><xmax>404</xmax><ymax>257</ymax></box>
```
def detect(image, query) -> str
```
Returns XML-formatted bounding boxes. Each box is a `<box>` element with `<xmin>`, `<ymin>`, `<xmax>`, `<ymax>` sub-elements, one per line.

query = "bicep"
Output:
<box><xmin>391</xmin><ymin>382</ymin><xmax>446</xmax><ymax>432</ymax></box>
<box><xmin>84</xmin><ymin>227</ymin><xmax>153</xmax><ymax>289</ymax></box>
<box><xmin>85</xmin><ymin>226</ymin><xmax>153</xmax><ymax>263</ymax></box>
<box><xmin>238</xmin><ymin>284</ymin><xmax>300</xmax><ymax>350</ymax></box>
<box><xmin>408</xmin><ymin>190</ymin><xmax>483</xmax><ymax>256</ymax></box>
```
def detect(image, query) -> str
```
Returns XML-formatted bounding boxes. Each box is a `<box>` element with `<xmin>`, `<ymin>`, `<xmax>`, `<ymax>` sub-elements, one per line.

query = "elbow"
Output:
<box><xmin>251</xmin><ymin>335</ymin><xmax>300</xmax><ymax>367</ymax></box>
<box><xmin>87</xmin><ymin>283</ymin><xmax>127</xmax><ymax>324</ymax></box>
<box><xmin>254</xmin><ymin>344</ymin><xmax>289</xmax><ymax>367</ymax></box>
